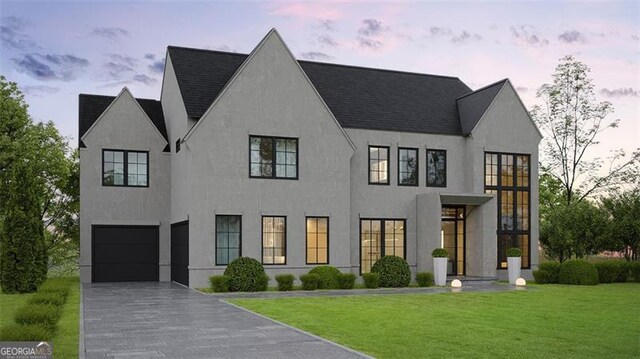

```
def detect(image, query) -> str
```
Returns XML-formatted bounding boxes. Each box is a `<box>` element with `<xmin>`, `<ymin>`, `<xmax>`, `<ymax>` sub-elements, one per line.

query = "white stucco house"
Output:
<box><xmin>79</xmin><ymin>29</ymin><xmax>541</xmax><ymax>288</ymax></box>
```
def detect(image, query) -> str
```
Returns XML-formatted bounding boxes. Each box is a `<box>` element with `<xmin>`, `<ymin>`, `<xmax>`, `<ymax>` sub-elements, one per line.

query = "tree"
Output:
<box><xmin>601</xmin><ymin>189</ymin><xmax>640</xmax><ymax>261</ymax></box>
<box><xmin>532</xmin><ymin>56</ymin><xmax>640</xmax><ymax>205</ymax></box>
<box><xmin>538</xmin><ymin>172</ymin><xmax>566</xmax><ymax>223</ymax></box>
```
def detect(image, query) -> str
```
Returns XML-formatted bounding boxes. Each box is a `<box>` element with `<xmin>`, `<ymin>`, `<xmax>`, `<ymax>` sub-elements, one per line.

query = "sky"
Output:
<box><xmin>0</xmin><ymin>0</ymin><xmax>638</xmax><ymax>161</ymax></box>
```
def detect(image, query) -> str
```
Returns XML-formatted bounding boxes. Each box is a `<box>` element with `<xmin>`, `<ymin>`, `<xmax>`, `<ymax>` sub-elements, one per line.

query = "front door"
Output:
<box><xmin>441</xmin><ymin>206</ymin><xmax>465</xmax><ymax>276</ymax></box>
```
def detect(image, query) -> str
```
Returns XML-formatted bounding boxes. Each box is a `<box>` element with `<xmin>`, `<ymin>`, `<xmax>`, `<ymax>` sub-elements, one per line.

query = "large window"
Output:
<box><xmin>426</xmin><ymin>149</ymin><xmax>446</xmax><ymax>187</ymax></box>
<box><xmin>215</xmin><ymin>215</ymin><xmax>241</xmax><ymax>265</ymax></box>
<box><xmin>250</xmin><ymin>136</ymin><xmax>298</xmax><ymax>179</ymax></box>
<box><xmin>398</xmin><ymin>147</ymin><xmax>418</xmax><ymax>186</ymax></box>
<box><xmin>369</xmin><ymin>146</ymin><xmax>389</xmax><ymax>185</ymax></box>
<box><xmin>360</xmin><ymin>219</ymin><xmax>405</xmax><ymax>273</ymax></box>
<box><xmin>102</xmin><ymin>150</ymin><xmax>148</xmax><ymax>187</ymax></box>
<box><xmin>262</xmin><ymin>216</ymin><xmax>286</xmax><ymax>264</ymax></box>
<box><xmin>306</xmin><ymin>217</ymin><xmax>329</xmax><ymax>264</ymax></box>
<box><xmin>485</xmin><ymin>153</ymin><xmax>530</xmax><ymax>269</ymax></box>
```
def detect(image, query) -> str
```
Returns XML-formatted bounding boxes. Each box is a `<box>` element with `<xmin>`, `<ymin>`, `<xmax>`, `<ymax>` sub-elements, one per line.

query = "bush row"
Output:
<box><xmin>534</xmin><ymin>259</ymin><xmax>640</xmax><ymax>285</ymax></box>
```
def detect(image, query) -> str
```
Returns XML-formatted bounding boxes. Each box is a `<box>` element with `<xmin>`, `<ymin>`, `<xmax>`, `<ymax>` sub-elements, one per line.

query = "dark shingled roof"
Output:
<box><xmin>167</xmin><ymin>46</ymin><xmax>475</xmax><ymax>135</ymax></box>
<box><xmin>78</xmin><ymin>94</ymin><xmax>168</xmax><ymax>147</ymax></box>
<box><xmin>457</xmin><ymin>79</ymin><xmax>507</xmax><ymax>135</ymax></box>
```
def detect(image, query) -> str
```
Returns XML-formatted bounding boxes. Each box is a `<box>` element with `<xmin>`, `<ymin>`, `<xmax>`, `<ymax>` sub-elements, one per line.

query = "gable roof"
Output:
<box><xmin>456</xmin><ymin>79</ymin><xmax>507</xmax><ymax>135</ymax></box>
<box><xmin>167</xmin><ymin>46</ymin><xmax>474</xmax><ymax>135</ymax></box>
<box><xmin>78</xmin><ymin>94</ymin><xmax>168</xmax><ymax>147</ymax></box>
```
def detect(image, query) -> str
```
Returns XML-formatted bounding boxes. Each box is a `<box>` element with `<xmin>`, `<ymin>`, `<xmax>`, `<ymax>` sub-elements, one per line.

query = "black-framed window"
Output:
<box><xmin>398</xmin><ymin>147</ymin><xmax>419</xmax><ymax>186</ymax></box>
<box><xmin>262</xmin><ymin>216</ymin><xmax>286</xmax><ymax>264</ymax></box>
<box><xmin>369</xmin><ymin>146</ymin><xmax>389</xmax><ymax>185</ymax></box>
<box><xmin>485</xmin><ymin>152</ymin><xmax>530</xmax><ymax>269</ymax></box>
<box><xmin>306</xmin><ymin>217</ymin><xmax>329</xmax><ymax>264</ymax></box>
<box><xmin>215</xmin><ymin>215</ymin><xmax>241</xmax><ymax>265</ymax></box>
<box><xmin>426</xmin><ymin>149</ymin><xmax>446</xmax><ymax>187</ymax></box>
<box><xmin>360</xmin><ymin>219</ymin><xmax>405</xmax><ymax>273</ymax></box>
<box><xmin>250</xmin><ymin>136</ymin><xmax>298</xmax><ymax>179</ymax></box>
<box><xmin>102</xmin><ymin>149</ymin><xmax>148</xmax><ymax>187</ymax></box>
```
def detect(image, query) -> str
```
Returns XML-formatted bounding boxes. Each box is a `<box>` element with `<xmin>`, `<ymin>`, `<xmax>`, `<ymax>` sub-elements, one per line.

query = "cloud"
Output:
<box><xmin>427</xmin><ymin>27</ymin><xmax>481</xmax><ymax>44</ymax></box>
<box><xmin>516</xmin><ymin>86</ymin><xmax>529</xmax><ymax>93</ymax></box>
<box><xmin>90</xmin><ymin>27</ymin><xmax>129</xmax><ymax>41</ymax></box>
<box><xmin>132</xmin><ymin>74</ymin><xmax>158</xmax><ymax>85</ymax></box>
<box><xmin>358</xmin><ymin>19</ymin><xmax>384</xmax><ymax>37</ymax></box>
<box><xmin>104</xmin><ymin>54</ymin><xmax>137</xmax><ymax>79</ymax></box>
<box><xmin>511</xmin><ymin>25</ymin><xmax>549</xmax><ymax>47</ymax></box>
<box><xmin>558</xmin><ymin>30</ymin><xmax>586</xmax><ymax>44</ymax></box>
<box><xmin>22</xmin><ymin>85</ymin><xmax>60</xmax><ymax>96</ymax></box>
<box><xmin>316</xmin><ymin>34</ymin><xmax>338</xmax><ymax>47</ymax></box>
<box><xmin>356</xmin><ymin>18</ymin><xmax>388</xmax><ymax>51</ymax></box>
<box><xmin>451</xmin><ymin>31</ymin><xmax>482</xmax><ymax>44</ymax></box>
<box><xmin>148</xmin><ymin>58</ymin><xmax>165</xmax><ymax>74</ymax></box>
<box><xmin>144</xmin><ymin>53</ymin><xmax>155</xmax><ymax>60</ymax></box>
<box><xmin>429</xmin><ymin>27</ymin><xmax>452</xmax><ymax>37</ymax></box>
<box><xmin>12</xmin><ymin>53</ymin><xmax>89</xmax><ymax>81</ymax></box>
<box><xmin>317</xmin><ymin>19</ymin><xmax>336</xmax><ymax>32</ymax></box>
<box><xmin>300</xmin><ymin>51</ymin><xmax>333</xmax><ymax>60</ymax></box>
<box><xmin>357</xmin><ymin>37</ymin><xmax>383</xmax><ymax>50</ymax></box>
<box><xmin>631</xmin><ymin>34</ymin><xmax>639</xmax><ymax>41</ymax></box>
<box><xmin>600</xmin><ymin>88</ymin><xmax>639</xmax><ymax>98</ymax></box>
<box><xmin>1</xmin><ymin>16</ymin><xmax>38</xmax><ymax>51</ymax></box>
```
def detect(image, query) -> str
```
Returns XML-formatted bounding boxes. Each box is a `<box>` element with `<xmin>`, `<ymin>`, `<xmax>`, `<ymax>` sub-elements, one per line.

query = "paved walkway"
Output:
<box><xmin>82</xmin><ymin>282</ymin><xmax>368</xmax><ymax>359</ymax></box>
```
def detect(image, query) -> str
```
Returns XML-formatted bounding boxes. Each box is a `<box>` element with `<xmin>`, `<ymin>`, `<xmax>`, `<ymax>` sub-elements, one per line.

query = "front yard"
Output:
<box><xmin>231</xmin><ymin>283</ymin><xmax>640</xmax><ymax>358</ymax></box>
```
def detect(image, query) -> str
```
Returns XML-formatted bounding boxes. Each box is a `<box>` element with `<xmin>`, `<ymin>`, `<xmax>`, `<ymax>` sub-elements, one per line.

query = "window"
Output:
<box><xmin>306</xmin><ymin>217</ymin><xmax>329</xmax><ymax>264</ymax></box>
<box><xmin>250</xmin><ymin>136</ymin><xmax>298</xmax><ymax>179</ymax></box>
<box><xmin>398</xmin><ymin>148</ymin><xmax>418</xmax><ymax>186</ymax></box>
<box><xmin>102</xmin><ymin>150</ymin><xmax>148</xmax><ymax>187</ymax></box>
<box><xmin>369</xmin><ymin>146</ymin><xmax>389</xmax><ymax>185</ymax></box>
<box><xmin>262</xmin><ymin>216</ymin><xmax>286</xmax><ymax>264</ymax></box>
<box><xmin>215</xmin><ymin>215</ymin><xmax>241</xmax><ymax>265</ymax></box>
<box><xmin>360</xmin><ymin>219</ymin><xmax>405</xmax><ymax>273</ymax></box>
<box><xmin>426</xmin><ymin>149</ymin><xmax>446</xmax><ymax>187</ymax></box>
<box><xmin>485</xmin><ymin>152</ymin><xmax>530</xmax><ymax>269</ymax></box>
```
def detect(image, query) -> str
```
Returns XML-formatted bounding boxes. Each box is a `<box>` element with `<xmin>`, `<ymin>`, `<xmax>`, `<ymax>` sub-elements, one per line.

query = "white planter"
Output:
<box><xmin>433</xmin><ymin>257</ymin><xmax>448</xmax><ymax>286</ymax></box>
<box><xmin>507</xmin><ymin>257</ymin><xmax>521</xmax><ymax>284</ymax></box>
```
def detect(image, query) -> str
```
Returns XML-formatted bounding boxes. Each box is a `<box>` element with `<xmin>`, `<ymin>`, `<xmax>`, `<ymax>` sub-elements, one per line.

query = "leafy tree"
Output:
<box><xmin>539</xmin><ymin>172</ymin><xmax>566</xmax><ymax>222</ymax></box>
<box><xmin>601</xmin><ymin>189</ymin><xmax>640</xmax><ymax>261</ymax></box>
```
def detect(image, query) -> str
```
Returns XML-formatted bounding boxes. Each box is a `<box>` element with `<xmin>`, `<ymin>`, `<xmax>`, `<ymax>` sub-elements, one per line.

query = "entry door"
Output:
<box><xmin>171</xmin><ymin>221</ymin><xmax>189</xmax><ymax>286</ymax></box>
<box><xmin>441</xmin><ymin>207</ymin><xmax>465</xmax><ymax>276</ymax></box>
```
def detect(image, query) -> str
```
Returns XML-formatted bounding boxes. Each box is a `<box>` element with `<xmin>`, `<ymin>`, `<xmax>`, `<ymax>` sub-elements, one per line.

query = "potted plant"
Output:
<box><xmin>432</xmin><ymin>248</ymin><xmax>449</xmax><ymax>286</ymax></box>
<box><xmin>506</xmin><ymin>247</ymin><xmax>522</xmax><ymax>284</ymax></box>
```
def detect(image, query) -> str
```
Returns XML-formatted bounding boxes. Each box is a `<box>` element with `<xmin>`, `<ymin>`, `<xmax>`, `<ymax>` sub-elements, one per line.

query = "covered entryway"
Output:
<box><xmin>171</xmin><ymin>221</ymin><xmax>189</xmax><ymax>286</ymax></box>
<box><xmin>442</xmin><ymin>206</ymin><xmax>466</xmax><ymax>276</ymax></box>
<box><xmin>92</xmin><ymin>225</ymin><xmax>159</xmax><ymax>282</ymax></box>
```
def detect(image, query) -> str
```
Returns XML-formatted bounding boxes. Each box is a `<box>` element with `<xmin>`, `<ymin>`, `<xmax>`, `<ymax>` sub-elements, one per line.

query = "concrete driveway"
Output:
<box><xmin>81</xmin><ymin>282</ymin><xmax>367</xmax><ymax>359</ymax></box>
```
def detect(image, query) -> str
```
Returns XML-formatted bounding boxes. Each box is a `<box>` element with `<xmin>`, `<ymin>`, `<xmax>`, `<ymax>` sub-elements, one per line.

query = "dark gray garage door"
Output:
<box><xmin>92</xmin><ymin>225</ymin><xmax>159</xmax><ymax>282</ymax></box>
<box><xmin>171</xmin><ymin>221</ymin><xmax>189</xmax><ymax>286</ymax></box>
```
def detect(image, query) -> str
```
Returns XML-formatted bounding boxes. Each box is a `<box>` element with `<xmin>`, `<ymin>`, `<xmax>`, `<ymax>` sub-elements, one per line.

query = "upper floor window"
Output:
<box><xmin>398</xmin><ymin>147</ymin><xmax>418</xmax><ymax>186</ymax></box>
<box><xmin>369</xmin><ymin>146</ymin><xmax>389</xmax><ymax>185</ymax></box>
<box><xmin>250</xmin><ymin>136</ymin><xmax>298</xmax><ymax>179</ymax></box>
<box><xmin>426</xmin><ymin>149</ymin><xmax>446</xmax><ymax>187</ymax></box>
<box><xmin>102</xmin><ymin>149</ymin><xmax>148</xmax><ymax>187</ymax></box>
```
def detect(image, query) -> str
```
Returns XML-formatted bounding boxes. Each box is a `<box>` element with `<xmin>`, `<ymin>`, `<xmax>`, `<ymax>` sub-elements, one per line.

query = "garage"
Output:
<box><xmin>92</xmin><ymin>225</ymin><xmax>159</xmax><ymax>282</ymax></box>
<box><xmin>171</xmin><ymin>221</ymin><xmax>189</xmax><ymax>286</ymax></box>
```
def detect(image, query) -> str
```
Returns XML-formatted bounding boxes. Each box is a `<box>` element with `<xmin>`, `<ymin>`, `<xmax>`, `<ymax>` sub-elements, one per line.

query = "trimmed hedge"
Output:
<box><xmin>275</xmin><ymin>274</ymin><xmax>294</xmax><ymax>291</ymax></box>
<box><xmin>209</xmin><ymin>275</ymin><xmax>231</xmax><ymax>293</ymax></box>
<box><xmin>631</xmin><ymin>262</ymin><xmax>640</xmax><ymax>282</ymax></box>
<box><xmin>534</xmin><ymin>262</ymin><xmax>561</xmax><ymax>284</ymax></box>
<box><xmin>431</xmin><ymin>248</ymin><xmax>448</xmax><ymax>258</ymax></box>
<box><xmin>308</xmin><ymin>266</ymin><xmax>342</xmax><ymax>289</ymax></box>
<box><xmin>559</xmin><ymin>260</ymin><xmax>599</xmax><ymax>285</ymax></box>
<box><xmin>300</xmin><ymin>274</ymin><xmax>319</xmax><ymax>290</ymax></box>
<box><xmin>0</xmin><ymin>324</ymin><xmax>53</xmax><ymax>341</ymax></box>
<box><xmin>362</xmin><ymin>273</ymin><xmax>380</xmax><ymax>288</ymax></box>
<box><xmin>14</xmin><ymin>304</ymin><xmax>62</xmax><ymax>329</ymax></box>
<box><xmin>533</xmin><ymin>269</ymin><xmax>554</xmax><ymax>284</ymax></box>
<box><xmin>223</xmin><ymin>257</ymin><xmax>267</xmax><ymax>292</ymax></box>
<box><xmin>338</xmin><ymin>273</ymin><xmax>356</xmax><ymax>289</ymax></box>
<box><xmin>615</xmin><ymin>261</ymin><xmax>631</xmax><ymax>282</ymax></box>
<box><xmin>416</xmin><ymin>272</ymin><xmax>434</xmax><ymax>287</ymax></box>
<box><xmin>593</xmin><ymin>261</ymin><xmax>628</xmax><ymax>283</ymax></box>
<box><xmin>371</xmin><ymin>256</ymin><xmax>411</xmax><ymax>288</ymax></box>
<box><xmin>506</xmin><ymin>247</ymin><xmax>522</xmax><ymax>257</ymax></box>
<box><xmin>28</xmin><ymin>291</ymin><xmax>67</xmax><ymax>306</ymax></box>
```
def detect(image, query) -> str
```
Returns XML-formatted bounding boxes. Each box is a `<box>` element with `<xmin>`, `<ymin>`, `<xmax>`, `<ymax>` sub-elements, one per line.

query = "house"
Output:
<box><xmin>79</xmin><ymin>29</ymin><xmax>541</xmax><ymax>288</ymax></box>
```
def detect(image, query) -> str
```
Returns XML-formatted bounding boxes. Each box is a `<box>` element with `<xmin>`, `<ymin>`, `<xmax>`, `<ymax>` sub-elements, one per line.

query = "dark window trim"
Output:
<box><xmin>441</xmin><ymin>206</ymin><xmax>466</xmax><ymax>276</ymax></box>
<box><xmin>249</xmin><ymin>135</ymin><xmax>299</xmax><ymax>180</ymax></box>
<box><xmin>397</xmin><ymin>147</ymin><xmax>419</xmax><ymax>187</ymax></box>
<box><xmin>214</xmin><ymin>215</ymin><xmax>242</xmax><ymax>266</ymax></box>
<box><xmin>305</xmin><ymin>216</ymin><xmax>330</xmax><ymax>265</ymax></box>
<box><xmin>102</xmin><ymin>149</ymin><xmax>149</xmax><ymax>188</ymax></box>
<box><xmin>368</xmin><ymin>145</ymin><xmax>391</xmax><ymax>185</ymax></box>
<box><xmin>175</xmin><ymin>139</ymin><xmax>181</xmax><ymax>153</ymax></box>
<box><xmin>261</xmin><ymin>215</ymin><xmax>287</xmax><ymax>265</ymax></box>
<box><xmin>358</xmin><ymin>218</ymin><xmax>407</xmax><ymax>275</ymax></box>
<box><xmin>426</xmin><ymin>148</ymin><xmax>447</xmax><ymax>188</ymax></box>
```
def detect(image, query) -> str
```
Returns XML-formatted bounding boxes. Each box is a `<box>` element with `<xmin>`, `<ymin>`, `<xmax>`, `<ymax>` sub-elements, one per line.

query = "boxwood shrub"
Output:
<box><xmin>209</xmin><ymin>275</ymin><xmax>231</xmax><ymax>293</ymax></box>
<box><xmin>300</xmin><ymin>273</ymin><xmax>319</xmax><ymax>290</ymax></box>
<box><xmin>223</xmin><ymin>257</ymin><xmax>266</xmax><ymax>292</ymax></box>
<box><xmin>615</xmin><ymin>261</ymin><xmax>631</xmax><ymax>282</ymax></box>
<box><xmin>416</xmin><ymin>272</ymin><xmax>434</xmax><ymax>287</ymax></box>
<box><xmin>275</xmin><ymin>274</ymin><xmax>294</xmax><ymax>291</ymax></box>
<box><xmin>593</xmin><ymin>261</ymin><xmax>625</xmax><ymax>283</ymax></box>
<box><xmin>559</xmin><ymin>260</ymin><xmax>599</xmax><ymax>285</ymax></box>
<box><xmin>371</xmin><ymin>256</ymin><xmax>411</xmax><ymax>287</ymax></box>
<box><xmin>38</xmin><ymin>279</ymin><xmax>70</xmax><ymax>298</ymax></box>
<box><xmin>431</xmin><ymin>248</ymin><xmax>448</xmax><ymax>258</ymax></box>
<box><xmin>338</xmin><ymin>273</ymin><xmax>356</xmax><ymax>289</ymax></box>
<box><xmin>28</xmin><ymin>291</ymin><xmax>67</xmax><ymax>306</ymax></box>
<box><xmin>362</xmin><ymin>272</ymin><xmax>380</xmax><ymax>288</ymax></box>
<box><xmin>308</xmin><ymin>266</ymin><xmax>342</xmax><ymax>289</ymax></box>
<box><xmin>537</xmin><ymin>262</ymin><xmax>561</xmax><ymax>283</ymax></box>
<box><xmin>0</xmin><ymin>324</ymin><xmax>53</xmax><ymax>341</ymax></box>
<box><xmin>257</xmin><ymin>274</ymin><xmax>270</xmax><ymax>292</ymax></box>
<box><xmin>631</xmin><ymin>262</ymin><xmax>640</xmax><ymax>283</ymax></box>
<box><xmin>506</xmin><ymin>247</ymin><xmax>522</xmax><ymax>257</ymax></box>
<box><xmin>14</xmin><ymin>304</ymin><xmax>62</xmax><ymax>329</ymax></box>
<box><xmin>533</xmin><ymin>269</ymin><xmax>553</xmax><ymax>284</ymax></box>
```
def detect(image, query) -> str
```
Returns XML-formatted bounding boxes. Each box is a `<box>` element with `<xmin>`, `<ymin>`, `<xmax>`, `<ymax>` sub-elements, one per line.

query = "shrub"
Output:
<box><xmin>14</xmin><ymin>304</ymin><xmax>62</xmax><ymax>329</ymax></box>
<box><xmin>308</xmin><ymin>266</ymin><xmax>342</xmax><ymax>289</ymax></box>
<box><xmin>593</xmin><ymin>261</ymin><xmax>622</xmax><ymax>283</ymax></box>
<box><xmin>362</xmin><ymin>273</ymin><xmax>380</xmax><ymax>288</ymax></box>
<box><xmin>300</xmin><ymin>274</ymin><xmax>319</xmax><ymax>290</ymax></box>
<box><xmin>559</xmin><ymin>260</ymin><xmax>599</xmax><ymax>285</ymax></box>
<box><xmin>338</xmin><ymin>273</ymin><xmax>356</xmax><ymax>289</ymax></box>
<box><xmin>615</xmin><ymin>261</ymin><xmax>631</xmax><ymax>282</ymax></box>
<box><xmin>416</xmin><ymin>272</ymin><xmax>434</xmax><ymax>287</ymax></box>
<box><xmin>209</xmin><ymin>275</ymin><xmax>231</xmax><ymax>293</ymax></box>
<box><xmin>533</xmin><ymin>270</ymin><xmax>552</xmax><ymax>284</ymax></box>
<box><xmin>506</xmin><ymin>247</ymin><xmax>522</xmax><ymax>257</ymax></box>
<box><xmin>431</xmin><ymin>248</ymin><xmax>448</xmax><ymax>258</ymax></box>
<box><xmin>371</xmin><ymin>256</ymin><xmax>411</xmax><ymax>288</ymax></box>
<box><xmin>631</xmin><ymin>262</ymin><xmax>640</xmax><ymax>283</ymax></box>
<box><xmin>223</xmin><ymin>257</ymin><xmax>266</xmax><ymax>292</ymax></box>
<box><xmin>538</xmin><ymin>262</ymin><xmax>561</xmax><ymax>283</ymax></box>
<box><xmin>0</xmin><ymin>324</ymin><xmax>53</xmax><ymax>341</ymax></box>
<box><xmin>275</xmin><ymin>274</ymin><xmax>294</xmax><ymax>291</ymax></box>
<box><xmin>257</xmin><ymin>274</ymin><xmax>270</xmax><ymax>292</ymax></box>
<box><xmin>28</xmin><ymin>291</ymin><xmax>67</xmax><ymax>306</ymax></box>
<box><xmin>38</xmin><ymin>278</ymin><xmax>71</xmax><ymax>298</ymax></box>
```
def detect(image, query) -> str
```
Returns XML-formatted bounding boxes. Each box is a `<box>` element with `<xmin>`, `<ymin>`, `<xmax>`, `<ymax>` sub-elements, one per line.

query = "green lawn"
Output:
<box><xmin>0</xmin><ymin>277</ymin><xmax>80</xmax><ymax>358</ymax></box>
<box><xmin>231</xmin><ymin>283</ymin><xmax>640</xmax><ymax>358</ymax></box>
